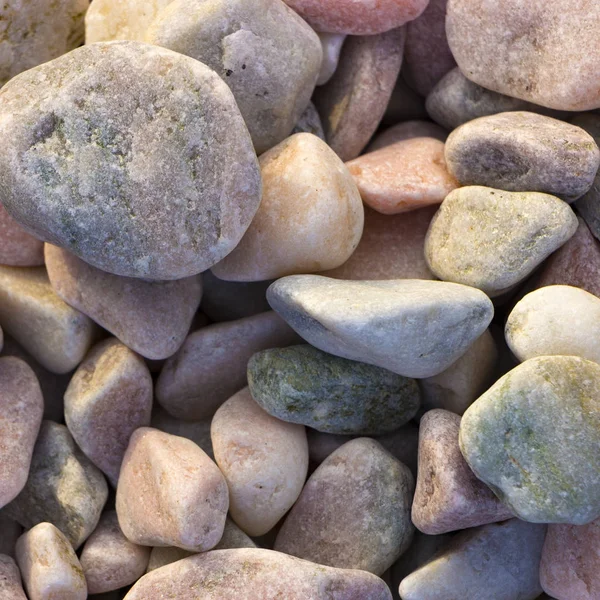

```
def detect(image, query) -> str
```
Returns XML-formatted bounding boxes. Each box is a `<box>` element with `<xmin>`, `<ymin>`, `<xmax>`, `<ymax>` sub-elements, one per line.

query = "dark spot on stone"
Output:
<box><xmin>242</xmin><ymin>64</ymin><xmax>246</xmax><ymax>70</ymax></box>
<box><xmin>225</xmin><ymin>69</ymin><xmax>233</xmax><ymax>77</ymax></box>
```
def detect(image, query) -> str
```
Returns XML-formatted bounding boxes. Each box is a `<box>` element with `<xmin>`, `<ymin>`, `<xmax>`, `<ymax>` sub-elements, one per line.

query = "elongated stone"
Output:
<box><xmin>0</xmin><ymin>206</ymin><xmax>44</xmax><ymax>267</ymax></box>
<box><xmin>0</xmin><ymin>554</ymin><xmax>26</xmax><ymax>600</ymax></box>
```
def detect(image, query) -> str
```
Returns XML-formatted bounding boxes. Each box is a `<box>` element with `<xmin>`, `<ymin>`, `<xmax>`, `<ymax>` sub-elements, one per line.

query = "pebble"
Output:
<box><xmin>248</xmin><ymin>345</ymin><xmax>421</xmax><ymax>434</ymax></box>
<box><xmin>0</xmin><ymin>266</ymin><xmax>96</xmax><ymax>374</ymax></box>
<box><xmin>64</xmin><ymin>338</ymin><xmax>153</xmax><ymax>486</ymax></box>
<box><xmin>275</xmin><ymin>438</ymin><xmax>414</xmax><ymax>575</ymax></box>
<box><xmin>16</xmin><ymin>522</ymin><xmax>87</xmax><ymax>600</ymax></box>
<box><xmin>211</xmin><ymin>388</ymin><xmax>308</xmax><ymax>536</ymax></box>
<box><xmin>156</xmin><ymin>311</ymin><xmax>298</xmax><ymax>420</ymax></box>
<box><xmin>145</xmin><ymin>0</ymin><xmax>322</xmax><ymax>155</ymax></box>
<box><xmin>317</xmin><ymin>34</ymin><xmax>346</xmax><ymax>86</ymax></box>
<box><xmin>314</xmin><ymin>29</ymin><xmax>406</xmax><ymax>161</ymax></box>
<box><xmin>292</xmin><ymin>102</ymin><xmax>326</xmax><ymax>140</ymax></box>
<box><xmin>267</xmin><ymin>275</ymin><xmax>494</xmax><ymax>378</ymax></box>
<box><xmin>444</xmin><ymin>112</ymin><xmax>600</xmax><ymax>202</ymax></box>
<box><xmin>398</xmin><ymin>519</ymin><xmax>545</xmax><ymax>600</ymax></box>
<box><xmin>0</xmin><ymin>206</ymin><xmax>44</xmax><ymax>267</ymax></box>
<box><xmin>425</xmin><ymin>186</ymin><xmax>579</xmax><ymax>297</ymax></box>
<box><xmin>0</xmin><ymin>512</ymin><xmax>21</xmax><ymax>557</ymax></box>
<box><xmin>0</xmin><ymin>554</ymin><xmax>27</xmax><ymax>600</ymax></box>
<box><xmin>79</xmin><ymin>511</ymin><xmax>150</xmax><ymax>594</ymax></box>
<box><xmin>5</xmin><ymin>421</ymin><xmax>108</xmax><ymax>548</ymax></box>
<box><xmin>367</xmin><ymin>120</ymin><xmax>448</xmax><ymax>153</ymax></box>
<box><xmin>212</xmin><ymin>134</ymin><xmax>363</xmax><ymax>281</ymax></box>
<box><xmin>45</xmin><ymin>244</ymin><xmax>202</xmax><ymax>360</ymax></box>
<box><xmin>151</xmin><ymin>408</ymin><xmax>214</xmax><ymax>460</ymax></box>
<box><xmin>459</xmin><ymin>356</ymin><xmax>600</xmax><ymax>524</ymax></box>
<box><xmin>0</xmin><ymin>41</ymin><xmax>261</xmax><ymax>280</ymax></box>
<box><xmin>116</xmin><ymin>428</ymin><xmax>228</xmax><ymax>551</ymax></box>
<box><xmin>446</xmin><ymin>0</ymin><xmax>600</xmax><ymax>111</ymax></box>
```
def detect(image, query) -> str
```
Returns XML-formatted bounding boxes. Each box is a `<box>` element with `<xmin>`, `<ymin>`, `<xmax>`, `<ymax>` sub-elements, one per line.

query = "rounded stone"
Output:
<box><xmin>0</xmin><ymin>41</ymin><xmax>261</xmax><ymax>280</ymax></box>
<box><xmin>0</xmin><ymin>206</ymin><xmax>44</xmax><ymax>267</ymax></box>
<box><xmin>317</xmin><ymin>33</ymin><xmax>346</xmax><ymax>86</ymax></box>
<box><xmin>0</xmin><ymin>554</ymin><xmax>26</xmax><ymax>600</ymax></box>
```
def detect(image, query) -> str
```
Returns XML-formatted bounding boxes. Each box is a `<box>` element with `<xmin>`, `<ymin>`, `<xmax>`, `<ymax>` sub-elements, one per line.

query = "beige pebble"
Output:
<box><xmin>0</xmin><ymin>554</ymin><xmax>26</xmax><ymax>600</ymax></box>
<box><xmin>0</xmin><ymin>206</ymin><xmax>44</xmax><ymax>267</ymax></box>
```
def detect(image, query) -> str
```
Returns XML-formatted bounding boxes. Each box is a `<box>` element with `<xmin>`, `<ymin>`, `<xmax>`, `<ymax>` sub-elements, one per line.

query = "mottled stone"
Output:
<box><xmin>64</xmin><ymin>339</ymin><xmax>153</xmax><ymax>487</ymax></box>
<box><xmin>0</xmin><ymin>554</ymin><xmax>26</xmax><ymax>600</ymax></box>
<box><xmin>425</xmin><ymin>186</ymin><xmax>579</xmax><ymax>297</ymax></box>
<box><xmin>460</xmin><ymin>356</ymin><xmax>600</xmax><ymax>524</ymax></box>
<box><xmin>0</xmin><ymin>205</ymin><xmax>44</xmax><ymax>267</ymax></box>
<box><xmin>398</xmin><ymin>519</ymin><xmax>545</xmax><ymax>600</ymax></box>
<box><xmin>116</xmin><ymin>428</ymin><xmax>228</xmax><ymax>551</ymax></box>
<box><xmin>0</xmin><ymin>512</ymin><xmax>21</xmax><ymax>557</ymax></box>
<box><xmin>275</xmin><ymin>438</ymin><xmax>414</xmax><ymax>575</ymax></box>
<box><xmin>445</xmin><ymin>112</ymin><xmax>600</xmax><ymax>202</ymax></box>
<box><xmin>80</xmin><ymin>511</ymin><xmax>150</xmax><ymax>594</ymax></box>
<box><xmin>157</xmin><ymin>311</ymin><xmax>298</xmax><ymax>420</ymax></box>
<box><xmin>291</xmin><ymin>102</ymin><xmax>325</xmax><ymax>140</ymax></box>
<box><xmin>314</xmin><ymin>29</ymin><xmax>406</xmax><ymax>161</ymax></box>
<box><xmin>0</xmin><ymin>41</ymin><xmax>261</xmax><ymax>280</ymax></box>
<box><xmin>446</xmin><ymin>0</ymin><xmax>600</xmax><ymax>111</ymax></box>
<box><xmin>213</xmin><ymin>134</ymin><xmax>363</xmax><ymax>281</ymax></box>
<box><xmin>146</xmin><ymin>0</ymin><xmax>322</xmax><ymax>154</ymax></box>
<box><xmin>367</xmin><ymin>120</ymin><xmax>447</xmax><ymax>153</ymax></box>
<box><xmin>317</xmin><ymin>33</ymin><xmax>346</xmax><ymax>86</ymax></box>
<box><xmin>45</xmin><ymin>244</ymin><xmax>202</xmax><ymax>360</ymax></box>
<box><xmin>151</xmin><ymin>408</ymin><xmax>213</xmax><ymax>459</ymax></box>
<box><xmin>267</xmin><ymin>276</ymin><xmax>494</xmax><ymax>378</ymax></box>
<box><xmin>16</xmin><ymin>522</ymin><xmax>87</xmax><ymax>600</ymax></box>
<box><xmin>0</xmin><ymin>266</ymin><xmax>96</xmax><ymax>373</ymax></box>
<box><xmin>6</xmin><ymin>421</ymin><xmax>108</xmax><ymax>548</ymax></box>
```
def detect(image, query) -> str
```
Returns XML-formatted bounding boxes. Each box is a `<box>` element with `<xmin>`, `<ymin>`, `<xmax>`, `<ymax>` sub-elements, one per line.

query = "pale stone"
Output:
<box><xmin>317</xmin><ymin>33</ymin><xmax>346</xmax><ymax>86</ymax></box>
<box><xmin>0</xmin><ymin>554</ymin><xmax>26</xmax><ymax>600</ymax></box>
<box><xmin>0</xmin><ymin>206</ymin><xmax>44</xmax><ymax>267</ymax></box>
<box><xmin>367</xmin><ymin>120</ymin><xmax>448</xmax><ymax>153</ymax></box>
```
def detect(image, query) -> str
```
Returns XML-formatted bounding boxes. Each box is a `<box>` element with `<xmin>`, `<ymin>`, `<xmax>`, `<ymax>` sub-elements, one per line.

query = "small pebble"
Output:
<box><xmin>0</xmin><ymin>554</ymin><xmax>27</xmax><ymax>600</ymax></box>
<box><xmin>0</xmin><ymin>206</ymin><xmax>44</xmax><ymax>267</ymax></box>
<box><xmin>317</xmin><ymin>33</ymin><xmax>346</xmax><ymax>86</ymax></box>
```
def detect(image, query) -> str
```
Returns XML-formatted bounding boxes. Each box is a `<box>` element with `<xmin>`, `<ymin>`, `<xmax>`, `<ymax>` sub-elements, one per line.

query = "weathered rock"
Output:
<box><xmin>116</xmin><ymin>428</ymin><xmax>228</xmax><ymax>551</ymax></box>
<box><xmin>248</xmin><ymin>345</ymin><xmax>421</xmax><ymax>434</ymax></box>
<box><xmin>0</xmin><ymin>512</ymin><xmax>21</xmax><ymax>557</ymax></box>
<box><xmin>212</xmin><ymin>134</ymin><xmax>363</xmax><ymax>281</ymax></box>
<box><xmin>291</xmin><ymin>102</ymin><xmax>325</xmax><ymax>140</ymax></box>
<box><xmin>317</xmin><ymin>33</ymin><xmax>346</xmax><ymax>86</ymax></box>
<box><xmin>0</xmin><ymin>41</ymin><xmax>261</xmax><ymax>280</ymax></box>
<box><xmin>460</xmin><ymin>356</ymin><xmax>600</xmax><ymax>524</ymax></box>
<box><xmin>275</xmin><ymin>438</ymin><xmax>414</xmax><ymax>575</ymax></box>
<box><xmin>425</xmin><ymin>186</ymin><xmax>579</xmax><ymax>297</ymax></box>
<box><xmin>0</xmin><ymin>554</ymin><xmax>26</xmax><ymax>600</ymax></box>
<box><xmin>267</xmin><ymin>275</ymin><xmax>494</xmax><ymax>378</ymax></box>
<box><xmin>156</xmin><ymin>311</ymin><xmax>298</xmax><ymax>420</ymax></box>
<box><xmin>367</xmin><ymin>120</ymin><xmax>447</xmax><ymax>153</ymax></box>
<box><xmin>151</xmin><ymin>408</ymin><xmax>213</xmax><ymax>459</ymax></box>
<box><xmin>45</xmin><ymin>244</ymin><xmax>202</xmax><ymax>360</ymax></box>
<box><xmin>0</xmin><ymin>206</ymin><xmax>44</xmax><ymax>267</ymax></box>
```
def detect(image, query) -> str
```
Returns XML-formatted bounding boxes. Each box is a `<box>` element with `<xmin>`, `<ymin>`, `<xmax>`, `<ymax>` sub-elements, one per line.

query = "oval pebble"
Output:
<box><xmin>0</xmin><ymin>554</ymin><xmax>27</xmax><ymax>600</ymax></box>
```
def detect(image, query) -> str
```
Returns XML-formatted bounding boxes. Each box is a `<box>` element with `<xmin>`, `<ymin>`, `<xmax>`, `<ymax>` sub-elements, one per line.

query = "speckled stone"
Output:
<box><xmin>460</xmin><ymin>356</ymin><xmax>600</xmax><ymax>524</ymax></box>
<box><xmin>398</xmin><ymin>519</ymin><xmax>545</xmax><ymax>600</ymax></box>
<box><xmin>16</xmin><ymin>522</ymin><xmax>87</xmax><ymax>600</ymax></box>
<box><xmin>291</xmin><ymin>102</ymin><xmax>325</xmax><ymax>140</ymax></box>
<box><xmin>0</xmin><ymin>554</ymin><xmax>26</xmax><ymax>600</ymax></box>
<box><xmin>45</xmin><ymin>244</ymin><xmax>202</xmax><ymax>360</ymax></box>
<box><xmin>0</xmin><ymin>512</ymin><xmax>21</xmax><ymax>557</ymax></box>
<box><xmin>156</xmin><ymin>311</ymin><xmax>298</xmax><ymax>420</ymax></box>
<box><xmin>213</xmin><ymin>134</ymin><xmax>363</xmax><ymax>281</ymax></box>
<box><xmin>151</xmin><ymin>408</ymin><xmax>213</xmax><ymax>459</ymax></box>
<box><xmin>145</xmin><ymin>0</ymin><xmax>322</xmax><ymax>155</ymax></box>
<box><xmin>425</xmin><ymin>186</ymin><xmax>579</xmax><ymax>297</ymax></box>
<box><xmin>80</xmin><ymin>511</ymin><xmax>150</xmax><ymax>594</ymax></box>
<box><xmin>6</xmin><ymin>421</ymin><xmax>108</xmax><ymax>548</ymax></box>
<box><xmin>446</xmin><ymin>0</ymin><xmax>600</xmax><ymax>111</ymax></box>
<box><xmin>367</xmin><ymin>120</ymin><xmax>447</xmax><ymax>153</ymax></box>
<box><xmin>317</xmin><ymin>33</ymin><xmax>346</xmax><ymax>86</ymax></box>
<box><xmin>267</xmin><ymin>276</ymin><xmax>494</xmax><ymax>378</ymax></box>
<box><xmin>0</xmin><ymin>41</ymin><xmax>261</xmax><ymax>280</ymax></box>
<box><xmin>314</xmin><ymin>29</ymin><xmax>406</xmax><ymax>161</ymax></box>
<box><xmin>0</xmin><ymin>206</ymin><xmax>44</xmax><ymax>267</ymax></box>
<box><xmin>248</xmin><ymin>345</ymin><xmax>420</xmax><ymax>435</ymax></box>
<box><xmin>275</xmin><ymin>438</ymin><xmax>414</xmax><ymax>575</ymax></box>
<box><xmin>116</xmin><ymin>428</ymin><xmax>228</xmax><ymax>551</ymax></box>
<box><xmin>445</xmin><ymin>112</ymin><xmax>600</xmax><ymax>202</ymax></box>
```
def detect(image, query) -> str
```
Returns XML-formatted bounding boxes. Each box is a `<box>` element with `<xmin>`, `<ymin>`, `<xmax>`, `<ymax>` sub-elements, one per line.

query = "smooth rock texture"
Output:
<box><xmin>156</xmin><ymin>311</ymin><xmax>298</xmax><ymax>420</ymax></box>
<box><xmin>116</xmin><ymin>428</ymin><xmax>228</xmax><ymax>551</ymax></box>
<box><xmin>275</xmin><ymin>438</ymin><xmax>414</xmax><ymax>575</ymax></box>
<box><xmin>267</xmin><ymin>276</ymin><xmax>494</xmax><ymax>378</ymax></box>
<box><xmin>425</xmin><ymin>186</ymin><xmax>579</xmax><ymax>297</ymax></box>
<box><xmin>16</xmin><ymin>523</ymin><xmax>87</xmax><ymax>600</ymax></box>
<box><xmin>460</xmin><ymin>356</ymin><xmax>600</xmax><ymax>524</ymax></box>
<box><xmin>445</xmin><ymin>112</ymin><xmax>600</xmax><ymax>202</ymax></box>
<box><xmin>0</xmin><ymin>266</ymin><xmax>96</xmax><ymax>373</ymax></box>
<box><xmin>248</xmin><ymin>345</ymin><xmax>421</xmax><ymax>434</ymax></box>
<box><xmin>0</xmin><ymin>554</ymin><xmax>26</xmax><ymax>600</ymax></box>
<box><xmin>0</xmin><ymin>41</ymin><xmax>261</xmax><ymax>280</ymax></box>
<box><xmin>412</xmin><ymin>410</ymin><xmax>512</xmax><ymax>535</ymax></box>
<box><xmin>446</xmin><ymin>0</ymin><xmax>600</xmax><ymax>111</ymax></box>
<box><xmin>45</xmin><ymin>244</ymin><xmax>202</xmax><ymax>360</ymax></box>
<box><xmin>64</xmin><ymin>338</ymin><xmax>153</xmax><ymax>486</ymax></box>
<box><xmin>80</xmin><ymin>511</ymin><xmax>150</xmax><ymax>594</ymax></box>
<box><xmin>213</xmin><ymin>134</ymin><xmax>363</xmax><ymax>281</ymax></box>
<box><xmin>367</xmin><ymin>120</ymin><xmax>447</xmax><ymax>153</ymax></box>
<box><xmin>6</xmin><ymin>421</ymin><xmax>108</xmax><ymax>548</ymax></box>
<box><xmin>211</xmin><ymin>388</ymin><xmax>308</xmax><ymax>536</ymax></box>
<box><xmin>151</xmin><ymin>408</ymin><xmax>213</xmax><ymax>459</ymax></box>
<box><xmin>398</xmin><ymin>519</ymin><xmax>545</xmax><ymax>600</ymax></box>
<box><xmin>146</xmin><ymin>0</ymin><xmax>322</xmax><ymax>155</ymax></box>
<box><xmin>0</xmin><ymin>206</ymin><xmax>44</xmax><ymax>267</ymax></box>
<box><xmin>314</xmin><ymin>29</ymin><xmax>406</xmax><ymax>161</ymax></box>
<box><xmin>317</xmin><ymin>33</ymin><xmax>346</xmax><ymax>86</ymax></box>
<box><xmin>292</xmin><ymin>102</ymin><xmax>325</xmax><ymax>139</ymax></box>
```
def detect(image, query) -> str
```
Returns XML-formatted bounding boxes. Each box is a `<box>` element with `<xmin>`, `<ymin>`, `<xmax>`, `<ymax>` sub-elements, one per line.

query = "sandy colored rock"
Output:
<box><xmin>367</xmin><ymin>120</ymin><xmax>447</xmax><ymax>153</ymax></box>
<box><xmin>0</xmin><ymin>41</ymin><xmax>261</xmax><ymax>280</ymax></box>
<box><xmin>317</xmin><ymin>33</ymin><xmax>346</xmax><ymax>86</ymax></box>
<box><xmin>45</xmin><ymin>244</ymin><xmax>202</xmax><ymax>360</ymax></box>
<box><xmin>0</xmin><ymin>512</ymin><xmax>21</xmax><ymax>557</ymax></box>
<box><xmin>212</xmin><ymin>133</ymin><xmax>363</xmax><ymax>281</ymax></box>
<box><xmin>16</xmin><ymin>522</ymin><xmax>87</xmax><ymax>600</ymax></box>
<box><xmin>425</xmin><ymin>186</ymin><xmax>579</xmax><ymax>297</ymax></box>
<box><xmin>291</xmin><ymin>102</ymin><xmax>325</xmax><ymax>140</ymax></box>
<box><xmin>314</xmin><ymin>29</ymin><xmax>406</xmax><ymax>161</ymax></box>
<box><xmin>151</xmin><ymin>408</ymin><xmax>213</xmax><ymax>459</ymax></box>
<box><xmin>0</xmin><ymin>554</ymin><xmax>26</xmax><ymax>600</ymax></box>
<box><xmin>157</xmin><ymin>311</ymin><xmax>298</xmax><ymax>420</ymax></box>
<box><xmin>0</xmin><ymin>206</ymin><xmax>44</xmax><ymax>267</ymax></box>
<box><xmin>116</xmin><ymin>428</ymin><xmax>228</xmax><ymax>551</ymax></box>
<box><xmin>211</xmin><ymin>388</ymin><xmax>308</xmax><ymax>536</ymax></box>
